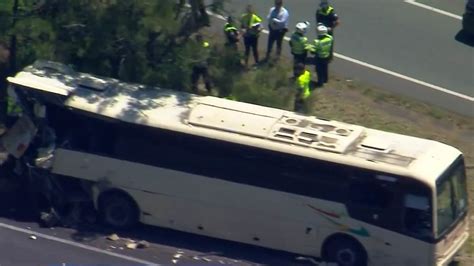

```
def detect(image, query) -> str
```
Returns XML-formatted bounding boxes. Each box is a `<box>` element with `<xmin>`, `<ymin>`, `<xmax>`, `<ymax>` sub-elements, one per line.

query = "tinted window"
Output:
<box><xmin>109</xmin><ymin>122</ymin><xmax>349</xmax><ymax>202</ymax></box>
<box><xmin>349</xmin><ymin>182</ymin><xmax>392</xmax><ymax>208</ymax></box>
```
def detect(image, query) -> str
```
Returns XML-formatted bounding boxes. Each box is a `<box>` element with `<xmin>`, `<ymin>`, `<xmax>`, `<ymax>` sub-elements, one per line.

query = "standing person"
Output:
<box><xmin>293</xmin><ymin>63</ymin><xmax>312</xmax><ymax>112</ymax></box>
<box><xmin>241</xmin><ymin>5</ymin><xmax>262</xmax><ymax>67</ymax></box>
<box><xmin>191</xmin><ymin>34</ymin><xmax>212</xmax><ymax>94</ymax></box>
<box><xmin>315</xmin><ymin>0</ymin><xmax>339</xmax><ymax>35</ymax></box>
<box><xmin>289</xmin><ymin>21</ymin><xmax>310</xmax><ymax>67</ymax></box>
<box><xmin>224</xmin><ymin>16</ymin><xmax>240</xmax><ymax>49</ymax></box>
<box><xmin>309</xmin><ymin>24</ymin><xmax>333</xmax><ymax>87</ymax></box>
<box><xmin>266</xmin><ymin>0</ymin><xmax>289</xmax><ymax>60</ymax></box>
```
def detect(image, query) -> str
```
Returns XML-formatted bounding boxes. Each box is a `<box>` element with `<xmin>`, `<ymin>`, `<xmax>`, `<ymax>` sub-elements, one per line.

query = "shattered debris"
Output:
<box><xmin>137</xmin><ymin>240</ymin><xmax>150</xmax><ymax>249</ymax></box>
<box><xmin>126</xmin><ymin>243</ymin><xmax>137</xmax><ymax>250</ymax></box>
<box><xmin>39</xmin><ymin>208</ymin><xmax>61</xmax><ymax>228</ymax></box>
<box><xmin>106</xmin><ymin>233</ymin><xmax>120</xmax><ymax>241</ymax></box>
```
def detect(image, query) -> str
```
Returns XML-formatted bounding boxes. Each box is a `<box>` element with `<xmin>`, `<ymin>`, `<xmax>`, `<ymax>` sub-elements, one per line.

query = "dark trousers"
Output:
<box><xmin>292</xmin><ymin>52</ymin><xmax>307</xmax><ymax>65</ymax></box>
<box><xmin>191</xmin><ymin>65</ymin><xmax>211</xmax><ymax>93</ymax></box>
<box><xmin>266</xmin><ymin>29</ymin><xmax>286</xmax><ymax>58</ymax></box>
<box><xmin>244</xmin><ymin>35</ymin><xmax>259</xmax><ymax>65</ymax></box>
<box><xmin>315</xmin><ymin>57</ymin><xmax>330</xmax><ymax>86</ymax></box>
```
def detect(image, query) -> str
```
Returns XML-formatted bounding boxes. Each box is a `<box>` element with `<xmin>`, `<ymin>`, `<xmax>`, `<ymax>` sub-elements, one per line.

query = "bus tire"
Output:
<box><xmin>322</xmin><ymin>234</ymin><xmax>367</xmax><ymax>266</ymax></box>
<box><xmin>98</xmin><ymin>190</ymin><xmax>139</xmax><ymax>229</ymax></box>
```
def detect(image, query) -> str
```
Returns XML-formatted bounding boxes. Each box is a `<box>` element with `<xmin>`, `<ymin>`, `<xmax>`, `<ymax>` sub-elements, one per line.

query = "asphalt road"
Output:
<box><xmin>0</xmin><ymin>185</ymin><xmax>315</xmax><ymax>266</ymax></box>
<box><xmin>0</xmin><ymin>224</ymin><xmax>148</xmax><ymax>265</ymax></box>
<box><xmin>225</xmin><ymin>0</ymin><xmax>474</xmax><ymax>116</ymax></box>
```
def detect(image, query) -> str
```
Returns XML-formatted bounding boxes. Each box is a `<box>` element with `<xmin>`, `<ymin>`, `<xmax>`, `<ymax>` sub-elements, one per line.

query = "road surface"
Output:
<box><xmin>225</xmin><ymin>0</ymin><xmax>474</xmax><ymax>116</ymax></box>
<box><xmin>0</xmin><ymin>223</ymin><xmax>151</xmax><ymax>265</ymax></box>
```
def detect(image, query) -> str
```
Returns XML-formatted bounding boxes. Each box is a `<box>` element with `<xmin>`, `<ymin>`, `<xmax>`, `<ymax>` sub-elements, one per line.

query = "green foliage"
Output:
<box><xmin>1</xmin><ymin>0</ymin><xmax>296</xmax><ymax>114</ymax></box>
<box><xmin>0</xmin><ymin>0</ymin><xmax>227</xmax><ymax>85</ymax></box>
<box><xmin>210</xmin><ymin>47</ymin><xmax>293</xmax><ymax>109</ymax></box>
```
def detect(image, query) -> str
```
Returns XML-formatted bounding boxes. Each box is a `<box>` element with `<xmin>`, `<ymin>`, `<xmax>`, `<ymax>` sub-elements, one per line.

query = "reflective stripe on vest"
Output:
<box><xmin>290</xmin><ymin>33</ymin><xmax>308</xmax><ymax>55</ymax></box>
<box><xmin>224</xmin><ymin>23</ymin><xmax>238</xmax><ymax>32</ymax></box>
<box><xmin>297</xmin><ymin>70</ymin><xmax>311</xmax><ymax>99</ymax></box>
<box><xmin>318</xmin><ymin>6</ymin><xmax>334</xmax><ymax>16</ymax></box>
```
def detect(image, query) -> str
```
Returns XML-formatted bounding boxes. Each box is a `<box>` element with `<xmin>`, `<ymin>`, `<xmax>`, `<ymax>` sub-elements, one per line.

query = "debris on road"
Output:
<box><xmin>39</xmin><ymin>208</ymin><xmax>61</xmax><ymax>228</ymax></box>
<box><xmin>126</xmin><ymin>242</ymin><xmax>138</xmax><ymax>249</ymax></box>
<box><xmin>137</xmin><ymin>240</ymin><xmax>150</xmax><ymax>249</ymax></box>
<box><xmin>29</xmin><ymin>235</ymin><xmax>37</xmax><ymax>240</ymax></box>
<box><xmin>106</xmin><ymin>233</ymin><xmax>120</xmax><ymax>241</ymax></box>
<box><xmin>202</xmin><ymin>257</ymin><xmax>212</xmax><ymax>262</ymax></box>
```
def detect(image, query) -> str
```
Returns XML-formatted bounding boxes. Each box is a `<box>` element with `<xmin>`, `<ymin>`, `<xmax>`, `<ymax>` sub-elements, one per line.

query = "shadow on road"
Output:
<box><xmin>0</xmin><ymin>173</ymin><xmax>314</xmax><ymax>266</ymax></box>
<box><xmin>454</xmin><ymin>30</ymin><xmax>474</xmax><ymax>47</ymax></box>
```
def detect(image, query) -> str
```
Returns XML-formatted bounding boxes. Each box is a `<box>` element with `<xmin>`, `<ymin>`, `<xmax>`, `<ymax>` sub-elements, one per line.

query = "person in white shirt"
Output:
<box><xmin>266</xmin><ymin>0</ymin><xmax>289</xmax><ymax>60</ymax></box>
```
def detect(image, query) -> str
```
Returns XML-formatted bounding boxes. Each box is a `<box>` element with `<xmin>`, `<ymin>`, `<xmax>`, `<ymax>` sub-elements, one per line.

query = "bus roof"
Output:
<box><xmin>7</xmin><ymin>61</ymin><xmax>462</xmax><ymax>186</ymax></box>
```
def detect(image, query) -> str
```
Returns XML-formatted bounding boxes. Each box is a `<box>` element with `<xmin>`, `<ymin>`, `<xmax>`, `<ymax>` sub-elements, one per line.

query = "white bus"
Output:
<box><xmin>4</xmin><ymin>61</ymin><xmax>469</xmax><ymax>266</ymax></box>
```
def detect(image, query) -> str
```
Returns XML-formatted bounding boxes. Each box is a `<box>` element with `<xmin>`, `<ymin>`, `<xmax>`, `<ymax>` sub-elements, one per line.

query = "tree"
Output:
<box><xmin>0</xmin><ymin>0</ymin><xmax>226</xmax><ymax>98</ymax></box>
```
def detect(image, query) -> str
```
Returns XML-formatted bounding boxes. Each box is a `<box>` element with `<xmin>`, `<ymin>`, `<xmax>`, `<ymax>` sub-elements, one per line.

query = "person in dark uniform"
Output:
<box><xmin>315</xmin><ymin>0</ymin><xmax>339</xmax><ymax>36</ymax></box>
<box><xmin>191</xmin><ymin>34</ymin><xmax>212</xmax><ymax>94</ymax></box>
<box><xmin>224</xmin><ymin>16</ymin><xmax>240</xmax><ymax>49</ymax></box>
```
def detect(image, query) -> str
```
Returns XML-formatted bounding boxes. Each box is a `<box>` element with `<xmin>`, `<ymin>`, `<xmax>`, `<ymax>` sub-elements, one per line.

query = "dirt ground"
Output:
<box><xmin>308</xmin><ymin>74</ymin><xmax>474</xmax><ymax>264</ymax></box>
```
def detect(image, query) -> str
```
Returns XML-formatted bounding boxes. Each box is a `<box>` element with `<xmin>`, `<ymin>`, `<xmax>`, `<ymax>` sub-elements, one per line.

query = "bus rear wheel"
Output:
<box><xmin>98</xmin><ymin>191</ymin><xmax>139</xmax><ymax>229</ymax></box>
<box><xmin>324</xmin><ymin>237</ymin><xmax>367</xmax><ymax>266</ymax></box>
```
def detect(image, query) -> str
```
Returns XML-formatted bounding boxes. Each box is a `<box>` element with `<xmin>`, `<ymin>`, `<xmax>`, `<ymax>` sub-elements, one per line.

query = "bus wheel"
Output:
<box><xmin>324</xmin><ymin>236</ymin><xmax>367</xmax><ymax>266</ymax></box>
<box><xmin>98</xmin><ymin>191</ymin><xmax>139</xmax><ymax>229</ymax></box>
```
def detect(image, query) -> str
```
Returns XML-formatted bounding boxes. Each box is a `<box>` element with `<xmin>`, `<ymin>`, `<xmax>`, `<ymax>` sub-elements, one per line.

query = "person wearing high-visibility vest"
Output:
<box><xmin>289</xmin><ymin>21</ymin><xmax>311</xmax><ymax>67</ymax></box>
<box><xmin>310</xmin><ymin>24</ymin><xmax>333</xmax><ymax>87</ymax></box>
<box><xmin>224</xmin><ymin>16</ymin><xmax>240</xmax><ymax>49</ymax></box>
<box><xmin>240</xmin><ymin>5</ymin><xmax>262</xmax><ymax>67</ymax></box>
<box><xmin>316</xmin><ymin>0</ymin><xmax>339</xmax><ymax>36</ymax></box>
<box><xmin>191</xmin><ymin>34</ymin><xmax>212</xmax><ymax>94</ymax></box>
<box><xmin>316</xmin><ymin>0</ymin><xmax>339</xmax><ymax>60</ymax></box>
<box><xmin>293</xmin><ymin>63</ymin><xmax>312</xmax><ymax>112</ymax></box>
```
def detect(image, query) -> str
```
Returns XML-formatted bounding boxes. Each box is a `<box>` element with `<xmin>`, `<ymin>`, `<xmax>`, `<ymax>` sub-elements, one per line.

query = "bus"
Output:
<box><xmin>4</xmin><ymin>61</ymin><xmax>469</xmax><ymax>266</ymax></box>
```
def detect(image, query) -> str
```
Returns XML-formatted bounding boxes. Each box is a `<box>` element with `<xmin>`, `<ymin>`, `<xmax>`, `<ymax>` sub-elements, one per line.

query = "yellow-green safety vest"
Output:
<box><xmin>296</xmin><ymin>70</ymin><xmax>311</xmax><ymax>99</ymax></box>
<box><xmin>224</xmin><ymin>23</ymin><xmax>238</xmax><ymax>33</ymax></box>
<box><xmin>290</xmin><ymin>32</ymin><xmax>310</xmax><ymax>55</ymax></box>
<box><xmin>318</xmin><ymin>6</ymin><xmax>334</xmax><ymax>16</ymax></box>
<box><xmin>311</xmin><ymin>34</ymin><xmax>333</xmax><ymax>58</ymax></box>
<box><xmin>241</xmin><ymin>13</ymin><xmax>262</xmax><ymax>36</ymax></box>
<box><xmin>7</xmin><ymin>96</ymin><xmax>22</xmax><ymax>115</ymax></box>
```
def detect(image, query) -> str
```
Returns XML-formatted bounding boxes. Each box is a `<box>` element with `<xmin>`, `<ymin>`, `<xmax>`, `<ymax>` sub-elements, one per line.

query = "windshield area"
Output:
<box><xmin>436</xmin><ymin>157</ymin><xmax>468</xmax><ymax>238</ymax></box>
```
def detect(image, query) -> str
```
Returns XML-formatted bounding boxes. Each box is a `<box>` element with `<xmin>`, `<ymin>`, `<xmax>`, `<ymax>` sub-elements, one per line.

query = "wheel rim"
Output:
<box><xmin>105</xmin><ymin>201</ymin><xmax>130</xmax><ymax>227</ymax></box>
<box><xmin>336</xmin><ymin>248</ymin><xmax>357</xmax><ymax>265</ymax></box>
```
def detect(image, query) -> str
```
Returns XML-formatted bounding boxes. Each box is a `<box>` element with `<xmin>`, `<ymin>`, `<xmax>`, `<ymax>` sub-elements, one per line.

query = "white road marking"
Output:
<box><xmin>210</xmin><ymin>11</ymin><xmax>473</xmax><ymax>102</ymax></box>
<box><xmin>404</xmin><ymin>0</ymin><xmax>463</xmax><ymax>20</ymax></box>
<box><xmin>0</xmin><ymin>222</ymin><xmax>160</xmax><ymax>266</ymax></box>
<box><xmin>333</xmin><ymin>53</ymin><xmax>473</xmax><ymax>102</ymax></box>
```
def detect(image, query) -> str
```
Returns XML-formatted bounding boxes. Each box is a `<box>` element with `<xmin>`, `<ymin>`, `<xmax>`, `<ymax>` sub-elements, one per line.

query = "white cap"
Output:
<box><xmin>317</xmin><ymin>24</ymin><xmax>328</xmax><ymax>35</ymax></box>
<box><xmin>295</xmin><ymin>21</ymin><xmax>310</xmax><ymax>33</ymax></box>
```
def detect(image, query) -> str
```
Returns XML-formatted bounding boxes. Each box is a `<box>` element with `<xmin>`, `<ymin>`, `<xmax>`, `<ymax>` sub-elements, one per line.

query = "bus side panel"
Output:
<box><xmin>51</xmin><ymin>149</ymin><xmax>435</xmax><ymax>265</ymax></box>
<box><xmin>51</xmin><ymin>148</ymin><xmax>348</xmax><ymax>256</ymax></box>
<box><xmin>350</xmin><ymin>224</ymin><xmax>433</xmax><ymax>266</ymax></box>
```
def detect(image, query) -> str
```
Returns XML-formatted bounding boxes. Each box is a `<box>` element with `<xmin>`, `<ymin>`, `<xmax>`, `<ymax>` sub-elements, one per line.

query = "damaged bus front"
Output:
<box><xmin>1</xmin><ymin>61</ymin><xmax>103</xmax><ymax>219</ymax></box>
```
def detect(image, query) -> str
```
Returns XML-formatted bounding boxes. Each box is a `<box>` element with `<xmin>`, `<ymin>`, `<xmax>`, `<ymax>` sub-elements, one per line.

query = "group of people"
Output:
<box><xmin>193</xmin><ymin>0</ymin><xmax>340</xmax><ymax>111</ymax></box>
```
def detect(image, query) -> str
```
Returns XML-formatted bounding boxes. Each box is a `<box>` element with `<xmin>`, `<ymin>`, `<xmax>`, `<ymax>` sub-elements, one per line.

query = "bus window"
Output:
<box><xmin>404</xmin><ymin>194</ymin><xmax>432</xmax><ymax>238</ymax></box>
<box><xmin>349</xmin><ymin>182</ymin><xmax>392</xmax><ymax>209</ymax></box>
<box><xmin>347</xmin><ymin>181</ymin><xmax>402</xmax><ymax>230</ymax></box>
